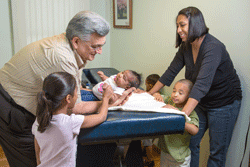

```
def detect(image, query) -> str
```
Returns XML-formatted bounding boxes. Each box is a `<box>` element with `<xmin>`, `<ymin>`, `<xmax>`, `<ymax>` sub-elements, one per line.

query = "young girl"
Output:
<box><xmin>158</xmin><ymin>79</ymin><xmax>199</xmax><ymax>167</ymax></box>
<box><xmin>32</xmin><ymin>72</ymin><xmax>113</xmax><ymax>167</ymax></box>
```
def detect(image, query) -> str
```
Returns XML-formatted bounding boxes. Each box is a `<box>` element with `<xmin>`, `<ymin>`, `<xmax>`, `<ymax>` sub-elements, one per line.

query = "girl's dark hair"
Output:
<box><xmin>36</xmin><ymin>72</ymin><xmax>76</xmax><ymax>133</ymax></box>
<box><xmin>129</xmin><ymin>70</ymin><xmax>142</xmax><ymax>89</ymax></box>
<box><xmin>175</xmin><ymin>6</ymin><xmax>209</xmax><ymax>48</ymax></box>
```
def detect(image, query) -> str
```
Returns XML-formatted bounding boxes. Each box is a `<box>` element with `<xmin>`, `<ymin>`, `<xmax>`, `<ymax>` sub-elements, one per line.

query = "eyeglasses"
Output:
<box><xmin>83</xmin><ymin>40</ymin><xmax>103</xmax><ymax>52</ymax></box>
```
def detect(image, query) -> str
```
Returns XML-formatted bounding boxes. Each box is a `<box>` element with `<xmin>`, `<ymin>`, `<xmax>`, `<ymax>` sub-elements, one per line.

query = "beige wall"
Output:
<box><xmin>86</xmin><ymin>0</ymin><xmax>111</xmax><ymax>68</ymax></box>
<box><xmin>1</xmin><ymin>0</ymin><xmax>249</xmax><ymax>166</ymax></box>
<box><xmin>109</xmin><ymin>0</ymin><xmax>250</xmax><ymax>166</ymax></box>
<box><xmin>110</xmin><ymin>0</ymin><xmax>250</xmax><ymax>91</ymax></box>
<box><xmin>0</xmin><ymin>0</ymin><xmax>12</xmax><ymax>69</ymax></box>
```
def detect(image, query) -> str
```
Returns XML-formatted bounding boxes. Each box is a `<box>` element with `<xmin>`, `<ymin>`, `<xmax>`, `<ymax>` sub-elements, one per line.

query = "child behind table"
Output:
<box><xmin>158</xmin><ymin>79</ymin><xmax>199</xmax><ymax>167</ymax></box>
<box><xmin>32</xmin><ymin>72</ymin><xmax>113</xmax><ymax>167</ymax></box>
<box><xmin>141</xmin><ymin>74</ymin><xmax>161</xmax><ymax>167</ymax></box>
<box><xmin>145</xmin><ymin>74</ymin><xmax>160</xmax><ymax>92</ymax></box>
<box><xmin>136</xmin><ymin>74</ymin><xmax>167</xmax><ymax>97</ymax></box>
<box><xmin>92</xmin><ymin>70</ymin><xmax>141</xmax><ymax>104</ymax></box>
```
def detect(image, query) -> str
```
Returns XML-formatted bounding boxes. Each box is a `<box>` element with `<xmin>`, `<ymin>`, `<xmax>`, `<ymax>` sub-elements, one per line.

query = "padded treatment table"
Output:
<box><xmin>79</xmin><ymin>68</ymin><xmax>186</xmax><ymax>145</ymax></box>
<box><xmin>78</xmin><ymin>110</ymin><xmax>185</xmax><ymax>145</ymax></box>
<box><xmin>78</xmin><ymin>68</ymin><xmax>186</xmax><ymax>166</ymax></box>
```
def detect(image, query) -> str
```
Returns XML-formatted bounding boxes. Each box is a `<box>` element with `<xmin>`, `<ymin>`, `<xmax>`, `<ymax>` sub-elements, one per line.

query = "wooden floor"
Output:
<box><xmin>0</xmin><ymin>145</ymin><xmax>9</xmax><ymax>167</ymax></box>
<box><xmin>1</xmin><ymin>144</ymin><xmax>249</xmax><ymax>167</ymax></box>
<box><xmin>142</xmin><ymin>144</ymin><xmax>161</xmax><ymax>167</ymax></box>
<box><xmin>0</xmin><ymin>145</ymin><xmax>160</xmax><ymax>167</ymax></box>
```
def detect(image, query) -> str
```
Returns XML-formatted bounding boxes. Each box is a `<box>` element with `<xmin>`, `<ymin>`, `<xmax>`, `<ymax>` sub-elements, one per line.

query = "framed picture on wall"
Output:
<box><xmin>113</xmin><ymin>0</ymin><xmax>132</xmax><ymax>29</ymax></box>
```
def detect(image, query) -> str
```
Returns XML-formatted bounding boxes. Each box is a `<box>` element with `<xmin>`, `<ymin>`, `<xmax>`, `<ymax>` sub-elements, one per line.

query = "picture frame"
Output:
<box><xmin>113</xmin><ymin>0</ymin><xmax>132</xmax><ymax>29</ymax></box>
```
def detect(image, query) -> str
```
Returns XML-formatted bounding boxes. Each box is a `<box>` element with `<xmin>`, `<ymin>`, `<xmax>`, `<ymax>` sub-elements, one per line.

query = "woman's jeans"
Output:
<box><xmin>189</xmin><ymin>100</ymin><xmax>241</xmax><ymax>167</ymax></box>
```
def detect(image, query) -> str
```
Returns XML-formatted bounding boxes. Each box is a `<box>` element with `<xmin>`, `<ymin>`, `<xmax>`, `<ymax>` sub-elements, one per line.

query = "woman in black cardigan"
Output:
<box><xmin>148</xmin><ymin>7</ymin><xmax>242</xmax><ymax>167</ymax></box>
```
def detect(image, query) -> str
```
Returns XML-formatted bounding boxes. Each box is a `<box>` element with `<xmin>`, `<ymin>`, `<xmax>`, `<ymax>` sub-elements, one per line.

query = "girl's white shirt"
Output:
<box><xmin>32</xmin><ymin>113</ymin><xmax>85</xmax><ymax>167</ymax></box>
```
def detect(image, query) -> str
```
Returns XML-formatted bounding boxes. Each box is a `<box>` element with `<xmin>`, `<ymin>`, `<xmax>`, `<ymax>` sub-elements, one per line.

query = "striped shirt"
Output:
<box><xmin>0</xmin><ymin>33</ymin><xmax>84</xmax><ymax>115</ymax></box>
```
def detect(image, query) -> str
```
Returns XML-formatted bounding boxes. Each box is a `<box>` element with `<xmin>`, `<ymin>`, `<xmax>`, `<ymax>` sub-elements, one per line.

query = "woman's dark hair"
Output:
<box><xmin>36</xmin><ymin>72</ymin><xmax>76</xmax><ymax>133</ymax></box>
<box><xmin>129</xmin><ymin>70</ymin><xmax>142</xmax><ymax>89</ymax></box>
<box><xmin>175</xmin><ymin>6</ymin><xmax>209</xmax><ymax>48</ymax></box>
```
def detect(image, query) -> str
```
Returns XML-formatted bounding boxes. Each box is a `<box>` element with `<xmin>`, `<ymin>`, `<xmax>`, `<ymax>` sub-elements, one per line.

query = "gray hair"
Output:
<box><xmin>66</xmin><ymin>11</ymin><xmax>110</xmax><ymax>42</ymax></box>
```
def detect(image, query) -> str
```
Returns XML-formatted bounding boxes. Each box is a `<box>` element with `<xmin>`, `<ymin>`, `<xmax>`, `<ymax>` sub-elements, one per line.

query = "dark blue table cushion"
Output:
<box><xmin>79</xmin><ymin>81</ymin><xmax>185</xmax><ymax>145</ymax></box>
<box><xmin>78</xmin><ymin>111</ymin><xmax>185</xmax><ymax>144</ymax></box>
<box><xmin>82</xmin><ymin>68</ymin><xmax>119</xmax><ymax>85</ymax></box>
<box><xmin>80</xmin><ymin>90</ymin><xmax>99</xmax><ymax>101</ymax></box>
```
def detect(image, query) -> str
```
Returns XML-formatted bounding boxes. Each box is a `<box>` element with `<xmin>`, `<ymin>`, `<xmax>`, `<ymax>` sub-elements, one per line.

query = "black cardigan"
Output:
<box><xmin>159</xmin><ymin>33</ymin><xmax>242</xmax><ymax>108</ymax></box>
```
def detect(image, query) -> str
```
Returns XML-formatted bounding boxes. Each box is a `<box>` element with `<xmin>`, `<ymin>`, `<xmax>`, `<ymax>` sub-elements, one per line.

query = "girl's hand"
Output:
<box><xmin>102</xmin><ymin>83</ymin><xmax>113</xmax><ymax>99</ymax></box>
<box><xmin>153</xmin><ymin>92</ymin><xmax>164</xmax><ymax>102</ymax></box>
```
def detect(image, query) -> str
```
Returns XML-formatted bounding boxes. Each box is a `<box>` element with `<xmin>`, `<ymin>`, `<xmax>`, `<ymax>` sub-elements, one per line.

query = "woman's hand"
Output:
<box><xmin>153</xmin><ymin>92</ymin><xmax>164</xmax><ymax>102</ymax></box>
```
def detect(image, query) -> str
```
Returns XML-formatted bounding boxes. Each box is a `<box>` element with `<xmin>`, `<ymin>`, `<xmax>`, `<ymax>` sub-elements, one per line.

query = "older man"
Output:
<box><xmin>0</xmin><ymin>10</ymin><xmax>144</xmax><ymax>167</ymax></box>
<box><xmin>0</xmin><ymin>11</ymin><xmax>111</xmax><ymax>167</ymax></box>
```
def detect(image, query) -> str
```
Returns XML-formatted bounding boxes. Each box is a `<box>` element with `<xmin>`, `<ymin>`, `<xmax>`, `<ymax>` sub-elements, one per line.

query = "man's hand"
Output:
<box><xmin>153</xmin><ymin>92</ymin><xmax>164</xmax><ymax>102</ymax></box>
<box><xmin>111</xmin><ymin>87</ymin><xmax>136</xmax><ymax>106</ymax></box>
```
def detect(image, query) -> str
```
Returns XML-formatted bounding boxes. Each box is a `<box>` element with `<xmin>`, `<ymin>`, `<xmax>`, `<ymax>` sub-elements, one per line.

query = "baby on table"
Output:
<box><xmin>80</xmin><ymin>70</ymin><xmax>141</xmax><ymax>105</ymax></box>
<box><xmin>92</xmin><ymin>70</ymin><xmax>141</xmax><ymax>104</ymax></box>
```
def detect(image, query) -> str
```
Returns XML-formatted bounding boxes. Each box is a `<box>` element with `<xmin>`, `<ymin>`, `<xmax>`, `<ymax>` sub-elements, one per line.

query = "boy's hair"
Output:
<box><xmin>36</xmin><ymin>72</ymin><xmax>76</xmax><ymax>133</ymax></box>
<box><xmin>177</xmin><ymin>79</ymin><xmax>193</xmax><ymax>93</ymax></box>
<box><xmin>128</xmin><ymin>70</ymin><xmax>142</xmax><ymax>89</ymax></box>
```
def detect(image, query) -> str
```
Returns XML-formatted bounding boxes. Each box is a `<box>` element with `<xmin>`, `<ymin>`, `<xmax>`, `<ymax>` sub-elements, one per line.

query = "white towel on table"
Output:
<box><xmin>108</xmin><ymin>93</ymin><xmax>191</xmax><ymax>122</ymax></box>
